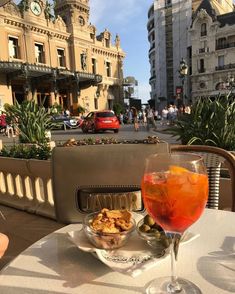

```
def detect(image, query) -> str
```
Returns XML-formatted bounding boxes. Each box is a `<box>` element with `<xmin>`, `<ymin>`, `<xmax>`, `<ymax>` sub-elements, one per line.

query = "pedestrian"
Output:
<box><xmin>131</xmin><ymin>107</ymin><xmax>139</xmax><ymax>131</ymax></box>
<box><xmin>127</xmin><ymin>109</ymin><xmax>133</xmax><ymax>124</ymax></box>
<box><xmin>161</xmin><ymin>107</ymin><xmax>168</xmax><ymax>125</ymax></box>
<box><xmin>146</xmin><ymin>106</ymin><xmax>157</xmax><ymax>131</ymax></box>
<box><xmin>154</xmin><ymin>109</ymin><xmax>158</xmax><ymax>121</ymax></box>
<box><xmin>142</xmin><ymin>110</ymin><xmax>147</xmax><ymax>128</ymax></box>
<box><xmin>0</xmin><ymin>112</ymin><xmax>7</xmax><ymax>135</ymax></box>
<box><xmin>119</xmin><ymin>112</ymin><xmax>124</xmax><ymax>125</ymax></box>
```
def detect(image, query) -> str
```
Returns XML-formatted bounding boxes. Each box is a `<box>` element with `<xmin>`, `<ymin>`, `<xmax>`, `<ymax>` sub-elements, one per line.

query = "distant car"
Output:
<box><xmin>51</xmin><ymin>115</ymin><xmax>83</xmax><ymax>130</ymax></box>
<box><xmin>81</xmin><ymin>110</ymin><xmax>120</xmax><ymax>133</ymax></box>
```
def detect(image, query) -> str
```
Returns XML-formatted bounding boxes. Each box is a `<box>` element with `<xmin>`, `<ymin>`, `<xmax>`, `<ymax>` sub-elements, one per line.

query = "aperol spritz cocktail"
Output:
<box><xmin>142</xmin><ymin>165</ymin><xmax>208</xmax><ymax>233</ymax></box>
<box><xmin>141</xmin><ymin>153</ymin><xmax>208</xmax><ymax>294</ymax></box>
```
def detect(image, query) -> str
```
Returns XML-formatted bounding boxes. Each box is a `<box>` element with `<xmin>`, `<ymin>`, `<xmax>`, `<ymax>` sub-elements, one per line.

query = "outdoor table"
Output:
<box><xmin>0</xmin><ymin>209</ymin><xmax>234</xmax><ymax>293</ymax></box>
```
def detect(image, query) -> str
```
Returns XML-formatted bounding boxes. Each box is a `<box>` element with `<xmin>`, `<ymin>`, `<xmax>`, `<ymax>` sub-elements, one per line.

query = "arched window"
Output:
<box><xmin>78</xmin><ymin>16</ymin><xmax>85</xmax><ymax>26</ymax></box>
<box><xmin>201</xmin><ymin>23</ymin><xmax>207</xmax><ymax>36</ymax></box>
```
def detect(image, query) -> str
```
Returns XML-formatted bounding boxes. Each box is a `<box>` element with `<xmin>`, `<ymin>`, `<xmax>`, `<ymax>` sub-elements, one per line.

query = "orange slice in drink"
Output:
<box><xmin>169</xmin><ymin>165</ymin><xmax>189</xmax><ymax>174</ymax></box>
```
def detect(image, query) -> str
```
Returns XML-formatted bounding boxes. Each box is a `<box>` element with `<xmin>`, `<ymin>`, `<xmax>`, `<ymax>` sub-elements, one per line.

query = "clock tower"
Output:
<box><xmin>54</xmin><ymin>0</ymin><xmax>90</xmax><ymax>34</ymax></box>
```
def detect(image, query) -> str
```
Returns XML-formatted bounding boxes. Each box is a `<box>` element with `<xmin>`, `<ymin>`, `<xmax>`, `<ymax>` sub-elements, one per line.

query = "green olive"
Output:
<box><xmin>139</xmin><ymin>224</ymin><xmax>151</xmax><ymax>233</ymax></box>
<box><xmin>143</xmin><ymin>215</ymin><xmax>155</xmax><ymax>227</ymax></box>
<box><xmin>152</xmin><ymin>223</ymin><xmax>163</xmax><ymax>231</ymax></box>
<box><xmin>160</xmin><ymin>235</ymin><xmax>171</xmax><ymax>248</ymax></box>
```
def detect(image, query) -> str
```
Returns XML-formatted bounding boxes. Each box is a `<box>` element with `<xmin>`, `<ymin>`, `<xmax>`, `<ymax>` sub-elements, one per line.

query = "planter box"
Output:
<box><xmin>0</xmin><ymin>157</ymin><xmax>55</xmax><ymax>219</ymax></box>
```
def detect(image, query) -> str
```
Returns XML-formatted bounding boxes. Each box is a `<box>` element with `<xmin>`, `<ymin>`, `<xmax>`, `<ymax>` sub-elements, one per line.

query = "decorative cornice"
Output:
<box><xmin>92</xmin><ymin>47</ymin><xmax>125</xmax><ymax>59</ymax></box>
<box><xmin>3</xmin><ymin>19</ymin><xmax>69</xmax><ymax>40</ymax></box>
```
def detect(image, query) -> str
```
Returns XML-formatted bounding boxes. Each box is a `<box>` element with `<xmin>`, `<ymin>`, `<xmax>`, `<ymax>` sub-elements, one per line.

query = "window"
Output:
<box><xmin>105</xmin><ymin>38</ymin><xmax>110</xmax><ymax>48</ymax></box>
<box><xmin>8</xmin><ymin>37</ymin><xmax>19</xmax><ymax>59</ymax></box>
<box><xmin>165</xmin><ymin>0</ymin><xmax>172</xmax><ymax>6</ymax></box>
<box><xmin>198</xmin><ymin>59</ymin><xmax>205</xmax><ymax>73</ymax></box>
<box><xmin>78</xmin><ymin>16</ymin><xmax>85</xmax><ymax>26</ymax></box>
<box><xmin>201</xmin><ymin>23</ymin><xmax>207</xmax><ymax>36</ymax></box>
<box><xmin>216</xmin><ymin>38</ymin><xmax>227</xmax><ymax>50</ymax></box>
<box><xmin>106</xmin><ymin>61</ymin><xmax>111</xmax><ymax>77</ymax></box>
<box><xmin>57</xmin><ymin>48</ymin><xmax>66</xmax><ymax>67</ymax></box>
<box><xmin>199</xmin><ymin>40</ymin><xmax>208</xmax><ymax>53</ymax></box>
<box><xmin>94</xmin><ymin>98</ymin><xmax>98</xmax><ymax>110</ymax></box>
<box><xmin>35</xmin><ymin>43</ymin><xmax>45</xmax><ymax>63</ymax></box>
<box><xmin>92</xmin><ymin>58</ymin><xmax>97</xmax><ymax>74</ymax></box>
<box><xmin>218</xmin><ymin>55</ymin><xmax>224</xmax><ymax>68</ymax></box>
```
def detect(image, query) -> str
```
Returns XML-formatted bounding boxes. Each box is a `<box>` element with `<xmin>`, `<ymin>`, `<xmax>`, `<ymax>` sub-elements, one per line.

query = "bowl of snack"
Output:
<box><xmin>83</xmin><ymin>208</ymin><xmax>136</xmax><ymax>250</ymax></box>
<box><xmin>137</xmin><ymin>215</ymin><xmax>171</xmax><ymax>250</ymax></box>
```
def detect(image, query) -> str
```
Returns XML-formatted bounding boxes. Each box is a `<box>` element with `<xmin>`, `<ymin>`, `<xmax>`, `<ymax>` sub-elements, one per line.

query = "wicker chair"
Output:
<box><xmin>170</xmin><ymin>145</ymin><xmax>235</xmax><ymax>212</ymax></box>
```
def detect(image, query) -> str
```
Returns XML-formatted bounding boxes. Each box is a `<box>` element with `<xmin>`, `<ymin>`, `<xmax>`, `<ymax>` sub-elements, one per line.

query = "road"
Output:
<box><xmin>0</xmin><ymin>122</ymin><xmax>179</xmax><ymax>146</ymax></box>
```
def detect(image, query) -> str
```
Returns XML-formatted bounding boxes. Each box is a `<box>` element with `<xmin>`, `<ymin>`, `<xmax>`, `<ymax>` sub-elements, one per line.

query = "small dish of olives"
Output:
<box><xmin>137</xmin><ymin>215</ymin><xmax>171</xmax><ymax>250</ymax></box>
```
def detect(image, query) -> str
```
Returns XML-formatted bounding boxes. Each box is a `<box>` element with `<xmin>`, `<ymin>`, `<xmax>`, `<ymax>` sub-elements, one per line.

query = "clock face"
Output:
<box><xmin>30</xmin><ymin>1</ymin><xmax>42</xmax><ymax>16</ymax></box>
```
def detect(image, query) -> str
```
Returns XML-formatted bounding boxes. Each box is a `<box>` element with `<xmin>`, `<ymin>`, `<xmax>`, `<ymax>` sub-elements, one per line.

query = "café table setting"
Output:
<box><xmin>0</xmin><ymin>152</ymin><xmax>234</xmax><ymax>293</ymax></box>
<box><xmin>0</xmin><ymin>209</ymin><xmax>234</xmax><ymax>293</ymax></box>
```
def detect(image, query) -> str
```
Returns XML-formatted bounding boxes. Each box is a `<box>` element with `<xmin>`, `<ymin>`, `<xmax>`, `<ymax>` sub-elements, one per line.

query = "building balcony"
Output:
<box><xmin>215</xmin><ymin>63</ymin><xmax>235</xmax><ymax>71</ymax></box>
<box><xmin>216</xmin><ymin>42</ymin><xmax>235</xmax><ymax>50</ymax></box>
<box><xmin>198</xmin><ymin>47</ymin><xmax>210</xmax><ymax>53</ymax></box>
<box><xmin>149</xmin><ymin>75</ymin><xmax>156</xmax><ymax>82</ymax></box>
<box><xmin>148</xmin><ymin>43</ymin><xmax>155</xmax><ymax>53</ymax></box>
<box><xmin>198</xmin><ymin>68</ymin><xmax>205</xmax><ymax>73</ymax></box>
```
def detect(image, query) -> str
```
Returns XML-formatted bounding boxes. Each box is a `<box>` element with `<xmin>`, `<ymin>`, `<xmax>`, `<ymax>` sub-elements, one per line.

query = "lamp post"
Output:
<box><xmin>226</xmin><ymin>75</ymin><xmax>235</xmax><ymax>91</ymax></box>
<box><xmin>179</xmin><ymin>58</ymin><xmax>188</xmax><ymax>106</ymax></box>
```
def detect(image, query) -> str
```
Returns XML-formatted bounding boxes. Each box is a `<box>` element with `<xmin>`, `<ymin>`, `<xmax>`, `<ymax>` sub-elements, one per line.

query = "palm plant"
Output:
<box><xmin>166</xmin><ymin>93</ymin><xmax>235</xmax><ymax>151</ymax></box>
<box><xmin>4</xmin><ymin>100</ymin><xmax>55</xmax><ymax>145</ymax></box>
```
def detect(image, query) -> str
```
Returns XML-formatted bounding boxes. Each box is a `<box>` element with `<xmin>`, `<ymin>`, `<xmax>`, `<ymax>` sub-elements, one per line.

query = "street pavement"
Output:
<box><xmin>0</xmin><ymin>122</ymin><xmax>179</xmax><ymax>146</ymax></box>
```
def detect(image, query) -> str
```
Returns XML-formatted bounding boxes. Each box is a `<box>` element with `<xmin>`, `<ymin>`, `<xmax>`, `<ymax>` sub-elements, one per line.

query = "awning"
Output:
<box><xmin>0</xmin><ymin>61</ymin><xmax>102</xmax><ymax>84</ymax></box>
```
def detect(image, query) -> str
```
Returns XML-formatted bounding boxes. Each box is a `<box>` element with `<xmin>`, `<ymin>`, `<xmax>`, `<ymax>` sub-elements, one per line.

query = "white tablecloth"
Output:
<box><xmin>0</xmin><ymin>209</ymin><xmax>234</xmax><ymax>293</ymax></box>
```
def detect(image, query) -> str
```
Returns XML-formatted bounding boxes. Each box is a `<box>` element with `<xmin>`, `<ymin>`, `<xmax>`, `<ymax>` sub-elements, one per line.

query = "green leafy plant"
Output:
<box><xmin>0</xmin><ymin>144</ymin><xmax>51</xmax><ymax>160</ymax></box>
<box><xmin>4</xmin><ymin>100</ymin><xmax>56</xmax><ymax>145</ymax></box>
<box><xmin>77</xmin><ymin>105</ymin><xmax>86</xmax><ymax>115</ymax></box>
<box><xmin>113</xmin><ymin>103</ymin><xmax>124</xmax><ymax>116</ymax></box>
<box><xmin>166</xmin><ymin>93</ymin><xmax>235</xmax><ymax>150</ymax></box>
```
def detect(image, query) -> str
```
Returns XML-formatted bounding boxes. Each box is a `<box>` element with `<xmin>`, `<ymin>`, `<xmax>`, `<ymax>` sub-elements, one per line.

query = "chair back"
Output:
<box><xmin>52</xmin><ymin>141</ymin><xmax>169</xmax><ymax>223</ymax></box>
<box><xmin>171</xmin><ymin>145</ymin><xmax>235</xmax><ymax>212</ymax></box>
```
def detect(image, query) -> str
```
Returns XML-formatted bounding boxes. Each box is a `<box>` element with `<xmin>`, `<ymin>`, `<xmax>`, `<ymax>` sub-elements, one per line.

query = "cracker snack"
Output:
<box><xmin>84</xmin><ymin>209</ymin><xmax>135</xmax><ymax>249</ymax></box>
<box><xmin>90</xmin><ymin>208</ymin><xmax>133</xmax><ymax>233</ymax></box>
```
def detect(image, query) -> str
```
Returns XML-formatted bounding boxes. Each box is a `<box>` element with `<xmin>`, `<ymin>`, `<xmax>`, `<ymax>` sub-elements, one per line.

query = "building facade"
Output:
<box><xmin>0</xmin><ymin>0</ymin><xmax>125</xmax><ymax>113</ymax></box>
<box><xmin>190</xmin><ymin>0</ymin><xmax>235</xmax><ymax>99</ymax></box>
<box><xmin>147</xmin><ymin>0</ymin><xmax>234</xmax><ymax>109</ymax></box>
<box><xmin>147</xmin><ymin>0</ymin><xmax>195</xmax><ymax>110</ymax></box>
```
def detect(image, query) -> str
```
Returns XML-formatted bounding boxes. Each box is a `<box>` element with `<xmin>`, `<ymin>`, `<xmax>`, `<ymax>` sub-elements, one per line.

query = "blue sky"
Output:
<box><xmin>89</xmin><ymin>0</ymin><xmax>154</xmax><ymax>103</ymax></box>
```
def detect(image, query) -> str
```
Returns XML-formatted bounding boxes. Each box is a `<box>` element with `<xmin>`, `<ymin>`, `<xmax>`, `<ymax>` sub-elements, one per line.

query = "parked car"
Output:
<box><xmin>81</xmin><ymin>110</ymin><xmax>120</xmax><ymax>133</ymax></box>
<box><xmin>51</xmin><ymin>115</ymin><xmax>83</xmax><ymax>130</ymax></box>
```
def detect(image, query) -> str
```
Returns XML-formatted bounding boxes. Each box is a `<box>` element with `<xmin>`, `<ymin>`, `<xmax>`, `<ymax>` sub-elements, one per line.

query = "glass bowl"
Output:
<box><xmin>83</xmin><ymin>211</ymin><xmax>136</xmax><ymax>250</ymax></box>
<box><xmin>136</xmin><ymin>217</ymin><xmax>170</xmax><ymax>250</ymax></box>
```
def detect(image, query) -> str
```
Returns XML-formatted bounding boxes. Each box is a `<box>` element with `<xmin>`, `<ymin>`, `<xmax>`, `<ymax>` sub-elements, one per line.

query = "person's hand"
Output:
<box><xmin>0</xmin><ymin>233</ymin><xmax>9</xmax><ymax>258</ymax></box>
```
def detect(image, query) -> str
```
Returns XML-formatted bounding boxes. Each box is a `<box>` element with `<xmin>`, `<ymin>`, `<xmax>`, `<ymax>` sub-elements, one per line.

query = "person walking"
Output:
<box><xmin>146</xmin><ymin>106</ymin><xmax>157</xmax><ymax>131</ymax></box>
<box><xmin>131</xmin><ymin>107</ymin><xmax>139</xmax><ymax>131</ymax></box>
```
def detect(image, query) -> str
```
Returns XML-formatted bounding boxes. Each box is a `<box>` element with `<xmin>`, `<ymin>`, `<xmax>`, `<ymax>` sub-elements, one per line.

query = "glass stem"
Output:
<box><xmin>167</xmin><ymin>233</ymin><xmax>182</xmax><ymax>293</ymax></box>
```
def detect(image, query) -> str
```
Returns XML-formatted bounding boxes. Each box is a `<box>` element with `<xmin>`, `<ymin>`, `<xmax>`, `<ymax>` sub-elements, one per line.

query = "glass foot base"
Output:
<box><xmin>145</xmin><ymin>276</ymin><xmax>202</xmax><ymax>294</ymax></box>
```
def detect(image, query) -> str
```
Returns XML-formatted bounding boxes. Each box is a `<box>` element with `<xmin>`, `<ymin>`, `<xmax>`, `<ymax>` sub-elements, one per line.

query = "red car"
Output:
<box><xmin>81</xmin><ymin>110</ymin><xmax>120</xmax><ymax>133</ymax></box>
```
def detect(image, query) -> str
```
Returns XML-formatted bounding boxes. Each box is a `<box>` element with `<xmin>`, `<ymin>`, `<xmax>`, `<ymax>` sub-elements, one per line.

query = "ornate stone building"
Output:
<box><xmin>147</xmin><ymin>0</ymin><xmax>234</xmax><ymax>109</ymax></box>
<box><xmin>0</xmin><ymin>0</ymin><xmax>125</xmax><ymax>113</ymax></box>
<box><xmin>190</xmin><ymin>0</ymin><xmax>235</xmax><ymax>99</ymax></box>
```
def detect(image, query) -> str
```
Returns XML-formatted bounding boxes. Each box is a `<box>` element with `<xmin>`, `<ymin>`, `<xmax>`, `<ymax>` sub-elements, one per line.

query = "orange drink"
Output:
<box><xmin>142</xmin><ymin>166</ymin><xmax>208</xmax><ymax>233</ymax></box>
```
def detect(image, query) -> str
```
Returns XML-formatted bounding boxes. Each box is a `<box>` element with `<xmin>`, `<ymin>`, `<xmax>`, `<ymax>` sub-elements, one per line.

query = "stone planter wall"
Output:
<box><xmin>0</xmin><ymin>157</ymin><xmax>55</xmax><ymax>219</ymax></box>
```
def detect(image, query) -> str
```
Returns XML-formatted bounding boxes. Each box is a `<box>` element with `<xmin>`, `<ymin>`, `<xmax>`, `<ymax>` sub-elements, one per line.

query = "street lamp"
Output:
<box><xmin>179</xmin><ymin>58</ymin><xmax>188</xmax><ymax>105</ymax></box>
<box><xmin>226</xmin><ymin>75</ymin><xmax>235</xmax><ymax>90</ymax></box>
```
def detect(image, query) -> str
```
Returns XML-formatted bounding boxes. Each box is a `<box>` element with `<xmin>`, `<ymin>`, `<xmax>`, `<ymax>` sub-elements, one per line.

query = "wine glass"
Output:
<box><xmin>141</xmin><ymin>153</ymin><xmax>208</xmax><ymax>294</ymax></box>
